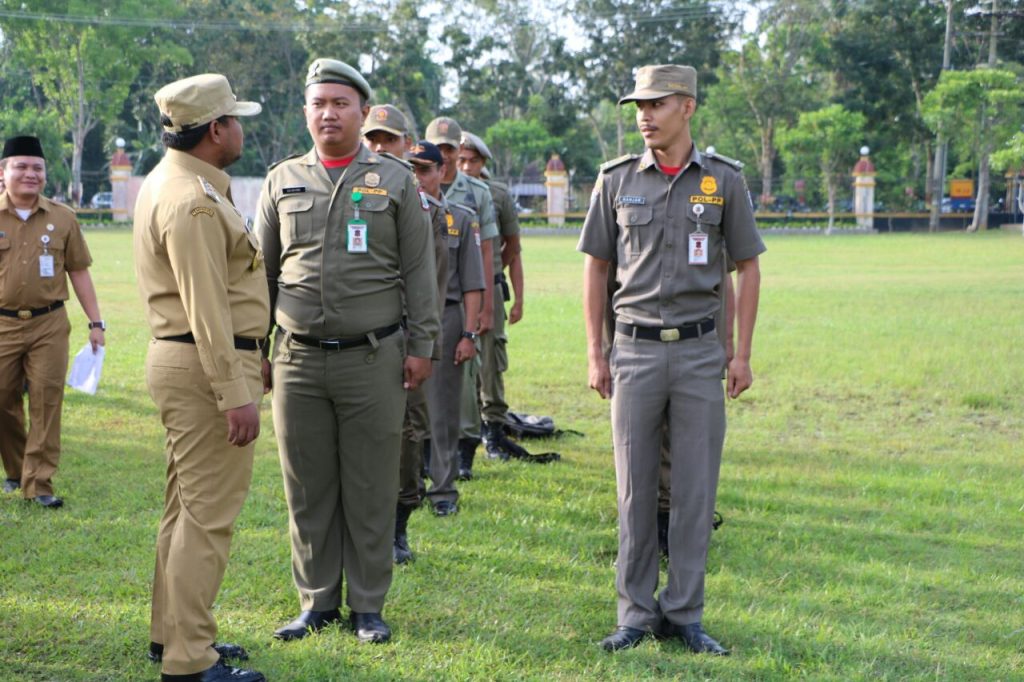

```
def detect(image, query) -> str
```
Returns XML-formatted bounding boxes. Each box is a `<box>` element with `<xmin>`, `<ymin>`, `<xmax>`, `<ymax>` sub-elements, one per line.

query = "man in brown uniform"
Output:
<box><xmin>363</xmin><ymin>104</ymin><xmax>414</xmax><ymax>159</ymax></box>
<box><xmin>133</xmin><ymin>74</ymin><xmax>267</xmax><ymax>682</ymax></box>
<box><xmin>256</xmin><ymin>59</ymin><xmax>438</xmax><ymax>645</ymax></box>
<box><xmin>0</xmin><ymin>135</ymin><xmax>105</xmax><ymax>508</ymax></box>
<box><xmin>579</xmin><ymin>65</ymin><xmax>765</xmax><ymax>655</ymax></box>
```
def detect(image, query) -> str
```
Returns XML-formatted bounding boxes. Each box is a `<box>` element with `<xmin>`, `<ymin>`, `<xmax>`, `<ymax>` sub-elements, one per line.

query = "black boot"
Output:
<box><xmin>482</xmin><ymin>421</ymin><xmax>510</xmax><ymax>461</ymax></box>
<box><xmin>457</xmin><ymin>438</ymin><xmax>478</xmax><ymax>480</ymax></box>
<box><xmin>394</xmin><ymin>504</ymin><xmax>414</xmax><ymax>564</ymax></box>
<box><xmin>657</xmin><ymin>510</ymin><xmax>670</xmax><ymax>559</ymax></box>
<box><xmin>422</xmin><ymin>439</ymin><xmax>431</xmax><ymax>480</ymax></box>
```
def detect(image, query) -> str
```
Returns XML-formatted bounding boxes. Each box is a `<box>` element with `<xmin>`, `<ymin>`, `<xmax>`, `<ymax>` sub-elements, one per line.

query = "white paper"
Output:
<box><xmin>66</xmin><ymin>343</ymin><xmax>105</xmax><ymax>395</ymax></box>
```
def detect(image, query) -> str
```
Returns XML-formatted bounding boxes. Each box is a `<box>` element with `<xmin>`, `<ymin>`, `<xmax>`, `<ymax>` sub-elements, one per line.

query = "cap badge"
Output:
<box><xmin>375</xmin><ymin>109</ymin><xmax>388</xmax><ymax>121</ymax></box>
<box><xmin>438</xmin><ymin>122</ymin><xmax>449</xmax><ymax>133</ymax></box>
<box><xmin>700</xmin><ymin>176</ymin><xmax>718</xmax><ymax>195</ymax></box>
<box><xmin>365</xmin><ymin>172</ymin><xmax>381</xmax><ymax>188</ymax></box>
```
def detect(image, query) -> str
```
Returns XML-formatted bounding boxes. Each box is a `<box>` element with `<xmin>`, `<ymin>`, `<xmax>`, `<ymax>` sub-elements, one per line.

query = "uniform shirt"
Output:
<box><xmin>443</xmin><ymin>170</ymin><xmax>498</xmax><ymax>243</ymax></box>
<box><xmin>0</xmin><ymin>193</ymin><xmax>92</xmax><ymax>309</ymax></box>
<box><xmin>444</xmin><ymin>202</ymin><xmax>485</xmax><ymax>303</ymax></box>
<box><xmin>423</xmin><ymin>192</ymin><xmax>450</xmax><ymax>361</ymax></box>
<box><xmin>485</xmin><ymin>178</ymin><xmax>520</xmax><ymax>273</ymax></box>
<box><xmin>255</xmin><ymin>145</ymin><xmax>439</xmax><ymax>358</ymax></box>
<box><xmin>578</xmin><ymin>146</ymin><xmax>765</xmax><ymax>327</ymax></box>
<box><xmin>133</xmin><ymin>149</ymin><xmax>271</xmax><ymax>412</ymax></box>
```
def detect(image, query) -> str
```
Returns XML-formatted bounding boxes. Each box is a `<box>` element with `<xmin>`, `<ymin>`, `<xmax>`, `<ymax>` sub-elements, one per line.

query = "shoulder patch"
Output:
<box><xmin>191</xmin><ymin>206</ymin><xmax>215</xmax><ymax>218</ymax></box>
<box><xmin>600</xmin><ymin>154</ymin><xmax>640</xmax><ymax>174</ymax></box>
<box><xmin>704</xmin><ymin>150</ymin><xmax>744</xmax><ymax>171</ymax></box>
<box><xmin>268</xmin><ymin>153</ymin><xmax>302</xmax><ymax>171</ymax></box>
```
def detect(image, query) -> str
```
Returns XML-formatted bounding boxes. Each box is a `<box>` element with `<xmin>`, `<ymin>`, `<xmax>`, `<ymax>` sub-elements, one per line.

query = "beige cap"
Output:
<box><xmin>305</xmin><ymin>58</ymin><xmax>372</xmax><ymax>101</ymax></box>
<box><xmin>155</xmin><ymin>74</ymin><xmax>261</xmax><ymax>133</ymax></box>
<box><xmin>363</xmin><ymin>104</ymin><xmax>409</xmax><ymax>137</ymax></box>
<box><xmin>618</xmin><ymin>64</ymin><xmax>697</xmax><ymax>105</ymax></box>
<box><xmin>460</xmin><ymin>131</ymin><xmax>492</xmax><ymax>160</ymax></box>
<box><xmin>425</xmin><ymin>116</ymin><xmax>462</xmax><ymax>148</ymax></box>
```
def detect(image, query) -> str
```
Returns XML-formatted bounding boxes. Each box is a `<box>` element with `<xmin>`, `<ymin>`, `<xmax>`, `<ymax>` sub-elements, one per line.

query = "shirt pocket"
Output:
<box><xmin>615</xmin><ymin>205</ymin><xmax>653</xmax><ymax>257</ymax></box>
<box><xmin>689</xmin><ymin>203</ymin><xmax>723</xmax><ymax>235</ymax></box>
<box><xmin>280</xmin><ymin>194</ymin><xmax>315</xmax><ymax>243</ymax></box>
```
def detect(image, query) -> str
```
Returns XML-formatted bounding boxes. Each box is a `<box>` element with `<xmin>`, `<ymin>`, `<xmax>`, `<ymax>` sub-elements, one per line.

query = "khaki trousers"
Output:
<box><xmin>146</xmin><ymin>340</ymin><xmax>262</xmax><ymax>676</ymax></box>
<box><xmin>0</xmin><ymin>308</ymin><xmax>70</xmax><ymax>497</ymax></box>
<box><xmin>610</xmin><ymin>332</ymin><xmax>726</xmax><ymax>630</ymax></box>
<box><xmin>425</xmin><ymin>304</ymin><xmax>465</xmax><ymax>506</ymax></box>
<box><xmin>272</xmin><ymin>329</ymin><xmax>405</xmax><ymax>613</ymax></box>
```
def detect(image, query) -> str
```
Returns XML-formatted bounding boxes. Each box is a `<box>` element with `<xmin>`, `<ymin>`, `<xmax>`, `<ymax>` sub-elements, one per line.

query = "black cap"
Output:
<box><xmin>408</xmin><ymin>140</ymin><xmax>444</xmax><ymax>167</ymax></box>
<box><xmin>2</xmin><ymin>136</ymin><xmax>45</xmax><ymax>160</ymax></box>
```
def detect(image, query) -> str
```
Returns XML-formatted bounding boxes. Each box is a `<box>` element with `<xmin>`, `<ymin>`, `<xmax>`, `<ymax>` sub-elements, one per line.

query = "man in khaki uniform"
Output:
<box><xmin>579</xmin><ymin>65</ymin><xmax>765</xmax><ymax>655</ymax></box>
<box><xmin>133</xmin><ymin>74</ymin><xmax>267</xmax><ymax>682</ymax></box>
<box><xmin>457</xmin><ymin>132</ymin><xmax>524</xmax><ymax>472</ymax></box>
<box><xmin>0</xmin><ymin>135</ymin><xmax>105</xmax><ymax>508</ymax></box>
<box><xmin>257</xmin><ymin>59</ymin><xmax>438</xmax><ymax>645</ymax></box>
<box><xmin>425</xmin><ymin>117</ymin><xmax>499</xmax><ymax>475</ymax></box>
<box><xmin>363</xmin><ymin>104</ymin><xmax>414</xmax><ymax>158</ymax></box>
<box><xmin>410</xmin><ymin>141</ymin><xmax>484</xmax><ymax>517</ymax></box>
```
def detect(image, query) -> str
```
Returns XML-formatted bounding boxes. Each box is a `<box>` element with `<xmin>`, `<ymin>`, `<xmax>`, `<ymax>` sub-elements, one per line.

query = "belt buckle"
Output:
<box><xmin>659</xmin><ymin>328</ymin><xmax>680</xmax><ymax>342</ymax></box>
<box><xmin>17</xmin><ymin>310</ymin><xmax>32</xmax><ymax>320</ymax></box>
<box><xmin>321</xmin><ymin>339</ymin><xmax>341</xmax><ymax>350</ymax></box>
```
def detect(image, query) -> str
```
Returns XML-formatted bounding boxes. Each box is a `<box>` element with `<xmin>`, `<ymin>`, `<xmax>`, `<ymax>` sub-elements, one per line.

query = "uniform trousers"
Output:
<box><xmin>272</xmin><ymin>329</ymin><xmax>405</xmax><ymax>613</ymax></box>
<box><xmin>0</xmin><ymin>308</ymin><xmax>70</xmax><ymax>498</ymax></box>
<box><xmin>425</xmin><ymin>304</ymin><xmax>465</xmax><ymax>506</ymax></box>
<box><xmin>398</xmin><ymin>383</ymin><xmax>429</xmax><ymax>508</ymax></box>
<box><xmin>610</xmin><ymin>331</ymin><xmax>726</xmax><ymax>630</ymax></box>
<box><xmin>477</xmin><ymin>283</ymin><xmax>509</xmax><ymax>425</ymax></box>
<box><xmin>146</xmin><ymin>340</ymin><xmax>262</xmax><ymax>676</ymax></box>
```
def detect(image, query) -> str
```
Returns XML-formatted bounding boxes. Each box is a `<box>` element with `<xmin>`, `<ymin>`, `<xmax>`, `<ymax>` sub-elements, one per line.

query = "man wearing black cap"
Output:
<box><xmin>0</xmin><ymin>135</ymin><xmax>105</xmax><ymax>508</ymax></box>
<box><xmin>579</xmin><ymin>64</ymin><xmax>765</xmax><ymax>655</ymax></box>
<box><xmin>256</xmin><ymin>58</ymin><xmax>438</xmax><ymax>645</ymax></box>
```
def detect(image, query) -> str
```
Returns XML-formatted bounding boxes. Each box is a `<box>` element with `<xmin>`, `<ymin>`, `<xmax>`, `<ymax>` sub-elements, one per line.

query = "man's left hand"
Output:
<box><xmin>404</xmin><ymin>355</ymin><xmax>432</xmax><ymax>390</ymax></box>
<box><xmin>727</xmin><ymin>358</ymin><xmax>752</xmax><ymax>399</ymax></box>
<box><xmin>89</xmin><ymin>328</ymin><xmax>105</xmax><ymax>353</ymax></box>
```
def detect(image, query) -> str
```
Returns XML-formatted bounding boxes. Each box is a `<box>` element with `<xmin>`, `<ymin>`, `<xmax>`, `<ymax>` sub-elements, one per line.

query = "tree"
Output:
<box><xmin>923</xmin><ymin>67</ymin><xmax>1024</xmax><ymax>230</ymax></box>
<box><xmin>778</xmin><ymin>104</ymin><xmax>866</xmax><ymax>232</ymax></box>
<box><xmin>484</xmin><ymin>118</ymin><xmax>558</xmax><ymax>179</ymax></box>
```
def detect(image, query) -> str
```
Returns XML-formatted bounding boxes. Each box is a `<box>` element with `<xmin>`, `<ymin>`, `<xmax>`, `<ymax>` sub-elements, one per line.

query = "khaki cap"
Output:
<box><xmin>363</xmin><ymin>104</ymin><xmax>409</xmax><ymax>137</ymax></box>
<box><xmin>306</xmin><ymin>58</ymin><xmax>372</xmax><ymax>102</ymax></box>
<box><xmin>618</xmin><ymin>64</ymin><xmax>697</xmax><ymax>105</ymax></box>
<box><xmin>425</xmin><ymin>117</ymin><xmax>462</xmax><ymax>148</ymax></box>
<box><xmin>460</xmin><ymin>131</ymin><xmax>492</xmax><ymax>160</ymax></box>
<box><xmin>155</xmin><ymin>74</ymin><xmax>261</xmax><ymax>133</ymax></box>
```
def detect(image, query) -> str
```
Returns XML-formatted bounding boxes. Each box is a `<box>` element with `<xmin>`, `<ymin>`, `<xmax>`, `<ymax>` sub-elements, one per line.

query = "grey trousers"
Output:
<box><xmin>425</xmin><ymin>304</ymin><xmax>465</xmax><ymax>506</ymax></box>
<box><xmin>610</xmin><ymin>331</ymin><xmax>726</xmax><ymax>630</ymax></box>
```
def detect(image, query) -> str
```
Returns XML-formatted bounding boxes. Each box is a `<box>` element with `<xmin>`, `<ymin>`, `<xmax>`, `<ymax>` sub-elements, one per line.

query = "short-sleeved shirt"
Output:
<box><xmin>444</xmin><ymin>202</ymin><xmax>485</xmax><ymax>303</ymax></box>
<box><xmin>133</xmin><ymin>149</ymin><xmax>271</xmax><ymax>411</ymax></box>
<box><xmin>485</xmin><ymin>178</ymin><xmax>520</xmax><ymax>272</ymax></box>
<box><xmin>255</xmin><ymin>145</ymin><xmax>440</xmax><ymax>358</ymax></box>
<box><xmin>443</xmin><ymin>170</ymin><xmax>498</xmax><ymax>243</ymax></box>
<box><xmin>423</xmin><ymin>191</ymin><xmax>450</xmax><ymax>361</ymax></box>
<box><xmin>578</xmin><ymin>145</ymin><xmax>765</xmax><ymax>327</ymax></box>
<box><xmin>0</xmin><ymin>193</ymin><xmax>92</xmax><ymax>309</ymax></box>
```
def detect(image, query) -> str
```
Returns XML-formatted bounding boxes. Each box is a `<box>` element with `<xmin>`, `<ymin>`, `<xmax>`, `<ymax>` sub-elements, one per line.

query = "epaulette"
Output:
<box><xmin>466</xmin><ymin>175</ymin><xmax>490</xmax><ymax>191</ymax></box>
<box><xmin>378</xmin><ymin>151</ymin><xmax>413</xmax><ymax>170</ymax></box>
<box><xmin>267</xmin><ymin>153</ymin><xmax>302</xmax><ymax>171</ymax></box>
<box><xmin>703</xmin><ymin>150</ymin><xmax>744</xmax><ymax>171</ymax></box>
<box><xmin>451</xmin><ymin>201</ymin><xmax>477</xmax><ymax>216</ymax></box>
<box><xmin>599</xmin><ymin>154</ymin><xmax>640</xmax><ymax>173</ymax></box>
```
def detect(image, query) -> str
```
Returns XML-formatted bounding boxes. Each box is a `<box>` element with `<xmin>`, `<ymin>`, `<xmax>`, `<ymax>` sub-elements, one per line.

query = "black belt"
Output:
<box><xmin>288</xmin><ymin>322</ymin><xmax>401</xmax><ymax>351</ymax></box>
<box><xmin>444</xmin><ymin>299</ymin><xmax>461</xmax><ymax>307</ymax></box>
<box><xmin>0</xmin><ymin>301</ymin><xmax>64</xmax><ymax>320</ymax></box>
<box><xmin>159</xmin><ymin>332</ymin><xmax>265</xmax><ymax>351</ymax></box>
<box><xmin>616</xmin><ymin>317</ymin><xmax>715</xmax><ymax>342</ymax></box>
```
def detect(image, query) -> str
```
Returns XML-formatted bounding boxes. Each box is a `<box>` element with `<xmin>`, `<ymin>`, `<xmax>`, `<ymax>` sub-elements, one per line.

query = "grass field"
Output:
<box><xmin>1</xmin><ymin>229</ymin><xmax>1022</xmax><ymax>681</ymax></box>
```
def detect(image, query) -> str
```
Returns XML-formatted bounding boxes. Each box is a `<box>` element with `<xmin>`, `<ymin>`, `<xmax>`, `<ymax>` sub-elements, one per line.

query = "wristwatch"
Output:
<box><xmin>460</xmin><ymin>330</ymin><xmax>477</xmax><ymax>341</ymax></box>
<box><xmin>88</xmin><ymin>320</ymin><xmax>106</xmax><ymax>331</ymax></box>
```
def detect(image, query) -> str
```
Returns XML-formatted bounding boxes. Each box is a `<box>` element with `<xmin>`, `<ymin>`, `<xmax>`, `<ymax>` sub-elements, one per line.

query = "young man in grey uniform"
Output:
<box><xmin>579</xmin><ymin>64</ymin><xmax>764</xmax><ymax>655</ymax></box>
<box><xmin>256</xmin><ymin>58</ymin><xmax>439</xmax><ymax>645</ymax></box>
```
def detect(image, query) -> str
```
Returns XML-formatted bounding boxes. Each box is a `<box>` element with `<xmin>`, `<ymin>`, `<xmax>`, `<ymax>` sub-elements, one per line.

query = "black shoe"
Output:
<box><xmin>600</xmin><ymin>626</ymin><xmax>649</xmax><ymax>652</ymax></box>
<box><xmin>29</xmin><ymin>495</ymin><xmax>63</xmax><ymax>508</ymax></box>
<box><xmin>393</xmin><ymin>504</ymin><xmax>414</xmax><ymax>565</ymax></box>
<box><xmin>668</xmin><ymin>622</ymin><xmax>729</xmax><ymax>656</ymax></box>
<box><xmin>272</xmin><ymin>609</ymin><xmax>342</xmax><ymax>641</ymax></box>
<box><xmin>456</xmin><ymin>438</ymin><xmax>477</xmax><ymax>480</ymax></box>
<box><xmin>482</xmin><ymin>422</ymin><xmax>509</xmax><ymax>461</ymax></box>
<box><xmin>148</xmin><ymin>642</ymin><xmax>249</xmax><ymax>664</ymax></box>
<box><xmin>432</xmin><ymin>500</ymin><xmax>457</xmax><ymax>517</ymax></box>
<box><xmin>161</xmin><ymin>658</ymin><xmax>265</xmax><ymax>682</ymax></box>
<box><xmin>350</xmin><ymin>611</ymin><xmax>391</xmax><ymax>643</ymax></box>
<box><xmin>2</xmin><ymin>478</ymin><xmax>19</xmax><ymax>493</ymax></box>
<box><xmin>656</xmin><ymin>510</ymin><xmax>670</xmax><ymax>559</ymax></box>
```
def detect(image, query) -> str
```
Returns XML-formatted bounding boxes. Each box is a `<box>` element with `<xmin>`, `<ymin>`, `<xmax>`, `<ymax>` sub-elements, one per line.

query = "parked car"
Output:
<box><xmin>89</xmin><ymin>191</ymin><xmax>113</xmax><ymax>209</ymax></box>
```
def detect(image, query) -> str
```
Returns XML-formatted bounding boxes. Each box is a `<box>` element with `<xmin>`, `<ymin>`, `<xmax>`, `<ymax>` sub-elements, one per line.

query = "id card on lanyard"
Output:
<box><xmin>689</xmin><ymin>204</ymin><xmax>708</xmax><ymax>265</ymax></box>
<box><xmin>39</xmin><ymin>235</ymin><xmax>55</xmax><ymax>277</ymax></box>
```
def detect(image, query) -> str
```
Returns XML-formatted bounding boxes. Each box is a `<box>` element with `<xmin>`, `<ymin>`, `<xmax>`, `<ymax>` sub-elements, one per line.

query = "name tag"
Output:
<box><xmin>40</xmin><ymin>254</ymin><xmax>55</xmax><ymax>277</ymax></box>
<box><xmin>353</xmin><ymin>187</ymin><xmax>388</xmax><ymax>196</ymax></box>
<box><xmin>282</xmin><ymin>186</ymin><xmax>306</xmax><ymax>195</ymax></box>
<box><xmin>688</xmin><ymin>232</ymin><xmax>708</xmax><ymax>266</ymax></box>
<box><xmin>689</xmin><ymin>195</ymin><xmax>724</xmax><ymax>206</ymax></box>
<box><xmin>347</xmin><ymin>220</ymin><xmax>368</xmax><ymax>253</ymax></box>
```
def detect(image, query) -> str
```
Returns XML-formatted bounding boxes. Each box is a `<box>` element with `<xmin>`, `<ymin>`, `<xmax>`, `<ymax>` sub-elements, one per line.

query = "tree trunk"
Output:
<box><xmin>73</xmin><ymin>44</ymin><xmax>87</xmax><ymax>207</ymax></box>
<box><xmin>759</xmin><ymin>119</ymin><xmax>774</xmax><ymax>206</ymax></box>
<box><xmin>826</xmin><ymin>176</ymin><xmax>836</xmax><ymax>235</ymax></box>
<box><xmin>615</xmin><ymin>106</ymin><xmax>624</xmax><ymax>157</ymax></box>
<box><xmin>970</xmin><ymin>150</ymin><xmax>992</xmax><ymax>232</ymax></box>
<box><xmin>587</xmin><ymin>112</ymin><xmax>611</xmax><ymax>161</ymax></box>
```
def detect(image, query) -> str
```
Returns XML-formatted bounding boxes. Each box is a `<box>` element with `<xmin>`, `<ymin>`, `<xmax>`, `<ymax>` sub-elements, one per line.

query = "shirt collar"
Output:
<box><xmin>636</xmin><ymin>143</ymin><xmax>703</xmax><ymax>173</ymax></box>
<box><xmin>164</xmin><ymin>149</ymin><xmax>231</xmax><ymax>197</ymax></box>
<box><xmin>0</xmin><ymin>192</ymin><xmax>51</xmax><ymax>217</ymax></box>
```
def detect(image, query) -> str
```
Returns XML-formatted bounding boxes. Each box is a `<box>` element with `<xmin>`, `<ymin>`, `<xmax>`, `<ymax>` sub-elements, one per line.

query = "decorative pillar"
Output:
<box><xmin>544</xmin><ymin>154</ymin><xmax>567</xmax><ymax>226</ymax></box>
<box><xmin>852</xmin><ymin>146</ymin><xmax>876</xmax><ymax>231</ymax></box>
<box><xmin>110</xmin><ymin>138</ymin><xmax>132</xmax><ymax>223</ymax></box>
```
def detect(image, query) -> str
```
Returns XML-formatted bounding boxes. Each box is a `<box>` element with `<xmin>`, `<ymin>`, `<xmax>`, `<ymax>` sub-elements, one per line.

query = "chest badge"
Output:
<box><xmin>365</xmin><ymin>172</ymin><xmax>381</xmax><ymax>188</ymax></box>
<box><xmin>700</xmin><ymin>176</ymin><xmax>718</xmax><ymax>195</ymax></box>
<box><xmin>46</xmin><ymin>224</ymin><xmax>55</xmax><ymax>232</ymax></box>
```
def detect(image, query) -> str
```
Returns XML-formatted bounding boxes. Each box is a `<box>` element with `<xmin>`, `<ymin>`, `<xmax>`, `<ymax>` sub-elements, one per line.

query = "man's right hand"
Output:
<box><xmin>588</xmin><ymin>355</ymin><xmax>611</xmax><ymax>399</ymax></box>
<box><xmin>226</xmin><ymin>402</ymin><xmax>260</xmax><ymax>447</ymax></box>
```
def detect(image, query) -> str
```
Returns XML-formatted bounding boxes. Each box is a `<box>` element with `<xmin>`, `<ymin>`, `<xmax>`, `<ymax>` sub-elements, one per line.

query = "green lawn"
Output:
<box><xmin>1</xmin><ymin>229</ymin><xmax>1022</xmax><ymax>681</ymax></box>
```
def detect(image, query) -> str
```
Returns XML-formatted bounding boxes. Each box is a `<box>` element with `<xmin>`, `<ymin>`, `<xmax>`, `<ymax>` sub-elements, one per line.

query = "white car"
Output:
<box><xmin>90</xmin><ymin>191</ymin><xmax>113</xmax><ymax>209</ymax></box>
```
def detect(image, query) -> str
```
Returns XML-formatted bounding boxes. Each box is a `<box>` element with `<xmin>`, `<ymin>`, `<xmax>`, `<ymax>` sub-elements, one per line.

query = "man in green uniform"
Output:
<box><xmin>134</xmin><ymin>74</ymin><xmax>267</xmax><ymax>682</ymax></box>
<box><xmin>425</xmin><ymin>117</ymin><xmax>498</xmax><ymax>476</ymax></box>
<box><xmin>579</xmin><ymin>65</ymin><xmax>765</xmax><ymax>655</ymax></box>
<box><xmin>256</xmin><ymin>59</ymin><xmax>438</xmax><ymax>645</ymax></box>
<box><xmin>363</xmin><ymin>104</ymin><xmax>413</xmax><ymax>159</ymax></box>
<box><xmin>0</xmin><ymin>135</ymin><xmax>105</xmax><ymax>508</ymax></box>
<box><xmin>457</xmin><ymin>132</ymin><xmax>524</xmax><ymax>471</ymax></box>
<box><xmin>409</xmin><ymin>141</ymin><xmax>484</xmax><ymax>517</ymax></box>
